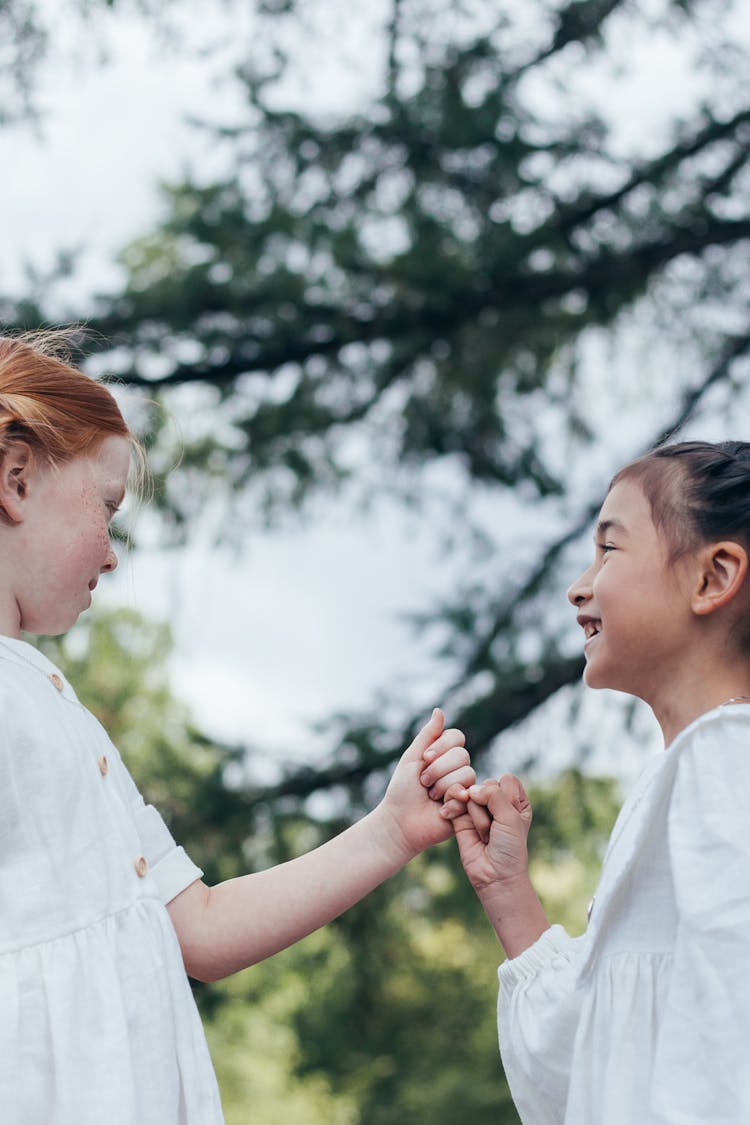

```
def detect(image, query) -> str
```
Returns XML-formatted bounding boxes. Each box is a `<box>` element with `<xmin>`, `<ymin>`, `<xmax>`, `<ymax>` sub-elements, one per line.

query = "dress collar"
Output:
<box><xmin>0</xmin><ymin>634</ymin><xmax>75</xmax><ymax>699</ymax></box>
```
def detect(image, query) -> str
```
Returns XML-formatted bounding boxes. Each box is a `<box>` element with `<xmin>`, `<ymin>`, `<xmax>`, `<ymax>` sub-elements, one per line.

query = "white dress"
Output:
<box><xmin>0</xmin><ymin>636</ymin><xmax>225</xmax><ymax>1124</ymax></box>
<box><xmin>498</xmin><ymin>704</ymin><xmax>750</xmax><ymax>1124</ymax></box>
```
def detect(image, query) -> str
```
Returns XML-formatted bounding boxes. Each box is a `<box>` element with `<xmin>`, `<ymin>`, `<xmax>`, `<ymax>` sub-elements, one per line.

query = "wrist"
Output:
<box><xmin>476</xmin><ymin>873</ymin><xmax>549</xmax><ymax>959</ymax></box>
<box><xmin>475</xmin><ymin>869</ymin><xmax>534</xmax><ymax>909</ymax></box>
<box><xmin>368</xmin><ymin>801</ymin><xmax>419</xmax><ymax>871</ymax></box>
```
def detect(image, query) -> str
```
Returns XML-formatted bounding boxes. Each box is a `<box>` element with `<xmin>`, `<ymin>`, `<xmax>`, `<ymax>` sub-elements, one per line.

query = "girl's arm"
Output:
<box><xmin>451</xmin><ymin>777</ymin><xmax>581</xmax><ymax>1123</ymax></box>
<box><xmin>167</xmin><ymin>710</ymin><xmax>473</xmax><ymax>981</ymax></box>
<box><xmin>451</xmin><ymin>775</ymin><xmax>550</xmax><ymax>958</ymax></box>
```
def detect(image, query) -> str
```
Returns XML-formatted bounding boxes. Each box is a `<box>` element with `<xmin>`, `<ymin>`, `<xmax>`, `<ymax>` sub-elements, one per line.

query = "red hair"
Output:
<box><xmin>0</xmin><ymin>330</ymin><xmax>136</xmax><ymax>465</ymax></box>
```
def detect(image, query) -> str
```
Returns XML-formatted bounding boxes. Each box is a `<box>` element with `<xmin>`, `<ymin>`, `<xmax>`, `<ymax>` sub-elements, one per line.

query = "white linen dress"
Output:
<box><xmin>0</xmin><ymin>635</ymin><xmax>225</xmax><ymax>1124</ymax></box>
<box><xmin>498</xmin><ymin>704</ymin><xmax>750</xmax><ymax>1125</ymax></box>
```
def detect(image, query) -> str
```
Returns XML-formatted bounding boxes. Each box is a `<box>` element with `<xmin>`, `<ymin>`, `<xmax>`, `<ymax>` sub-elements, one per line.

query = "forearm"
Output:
<box><xmin>174</xmin><ymin>804</ymin><xmax>413</xmax><ymax>981</ymax></box>
<box><xmin>477</xmin><ymin>874</ymin><xmax>550</xmax><ymax>960</ymax></box>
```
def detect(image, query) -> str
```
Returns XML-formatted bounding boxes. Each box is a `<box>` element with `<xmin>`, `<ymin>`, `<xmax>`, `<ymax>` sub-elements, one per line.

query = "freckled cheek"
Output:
<box><xmin>63</xmin><ymin>528</ymin><xmax>111</xmax><ymax>575</ymax></box>
<box><xmin>95</xmin><ymin>528</ymin><xmax>113</xmax><ymax>566</ymax></box>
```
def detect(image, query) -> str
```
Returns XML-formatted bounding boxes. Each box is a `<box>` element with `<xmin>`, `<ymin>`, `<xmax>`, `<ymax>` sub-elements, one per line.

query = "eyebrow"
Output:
<box><xmin>595</xmin><ymin>517</ymin><xmax>628</xmax><ymax>538</ymax></box>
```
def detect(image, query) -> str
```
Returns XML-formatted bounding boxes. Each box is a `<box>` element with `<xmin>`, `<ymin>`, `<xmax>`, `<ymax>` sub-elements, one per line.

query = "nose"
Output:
<box><xmin>101</xmin><ymin>544</ymin><xmax>119</xmax><ymax>574</ymax></box>
<box><xmin>567</xmin><ymin>565</ymin><xmax>592</xmax><ymax>608</ymax></box>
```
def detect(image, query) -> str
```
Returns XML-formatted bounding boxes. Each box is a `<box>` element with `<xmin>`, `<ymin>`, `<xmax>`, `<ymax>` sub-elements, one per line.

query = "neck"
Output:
<box><xmin>650</xmin><ymin>666</ymin><xmax>750</xmax><ymax>747</ymax></box>
<box><xmin>0</xmin><ymin>591</ymin><xmax>22</xmax><ymax>639</ymax></box>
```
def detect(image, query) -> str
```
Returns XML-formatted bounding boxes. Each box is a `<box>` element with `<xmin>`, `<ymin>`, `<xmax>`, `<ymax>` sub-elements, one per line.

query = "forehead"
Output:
<box><xmin>597</xmin><ymin>479</ymin><xmax>658</xmax><ymax>535</ymax></box>
<box><xmin>90</xmin><ymin>435</ymin><xmax>132</xmax><ymax>486</ymax></box>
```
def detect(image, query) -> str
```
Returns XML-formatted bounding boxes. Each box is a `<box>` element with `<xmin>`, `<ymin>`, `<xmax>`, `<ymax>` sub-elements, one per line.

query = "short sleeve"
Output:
<box><xmin>110</xmin><ymin>750</ymin><xmax>204</xmax><ymax>905</ymax></box>
<box><xmin>497</xmin><ymin>924</ymin><xmax>585</xmax><ymax>1124</ymax></box>
<box><xmin>650</xmin><ymin>713</ymin><xmax>750</xmax><ymax>1120</ymax></box>
<box><xmin>132</xmin><ymin>802</ymin><xmax>204</xmax><ymax>905</ymax></box>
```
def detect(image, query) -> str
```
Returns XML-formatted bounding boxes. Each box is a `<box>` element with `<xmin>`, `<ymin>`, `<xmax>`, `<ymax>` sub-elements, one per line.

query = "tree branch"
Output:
<box><xmin>243</xmin><ymin>654</ymin><xmax>585</xmax><ymax>809</ymax></box>
<box><xmin>97</xmin><ymin>216</ymin><xmax>750</xmax><ymax>393</ymax></box>
<box><xmin>518</xmin><ymin>0</ymin><xmax>628</xmax><ymax>74</ymax></box>
<box><xmin>545</xmin><ymin>107</ymin><xmax>750</xmax><ymax>243</ymax></box>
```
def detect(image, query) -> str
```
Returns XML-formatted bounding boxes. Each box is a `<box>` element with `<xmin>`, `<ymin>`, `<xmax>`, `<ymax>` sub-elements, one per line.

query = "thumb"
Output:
<box><xmin>498</xmin><ymin>774</ymin><xmax>532</xmax><ymax>826</ymax></box>
<box><xmin>404</xmin><ymin>708</ymin><xmax>444</xmax><ymax>763</ymax></box>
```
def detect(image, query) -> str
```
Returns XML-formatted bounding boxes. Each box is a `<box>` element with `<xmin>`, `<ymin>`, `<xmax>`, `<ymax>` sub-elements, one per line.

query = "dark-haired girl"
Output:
<box><xmin>450</xmin><ymin>442</ymin><xmax>750</xmax><ymax>1123</ymax></box>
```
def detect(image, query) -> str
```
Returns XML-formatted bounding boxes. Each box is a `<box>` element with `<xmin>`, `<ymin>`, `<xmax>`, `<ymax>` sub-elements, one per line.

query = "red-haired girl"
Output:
<box><xmin>0</xmin><ymin>332</ymin><xmax>474</xmax><ymax>1124</ymax></box>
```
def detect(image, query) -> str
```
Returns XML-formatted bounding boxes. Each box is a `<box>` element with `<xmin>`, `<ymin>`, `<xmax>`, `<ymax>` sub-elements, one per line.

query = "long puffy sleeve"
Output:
<box><xmin>650</xmin><ymin>714</ymin><xmax>750</xmax><ymax>1122</ymax></box>
<box><xmin>497</xmin><ymin>924</ymin><xmax>586</xmax><ymax>1124</ymax></box>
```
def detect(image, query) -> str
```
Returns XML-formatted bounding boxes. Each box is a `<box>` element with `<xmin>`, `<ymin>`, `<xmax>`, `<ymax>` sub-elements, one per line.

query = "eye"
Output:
<box><xmin>597</xmin><ymin>541</ymin><xmax>616</xmax><ymax>555</ymax></box>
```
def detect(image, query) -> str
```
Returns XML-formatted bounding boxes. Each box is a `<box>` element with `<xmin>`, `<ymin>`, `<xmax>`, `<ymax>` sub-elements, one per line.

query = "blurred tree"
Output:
<box><xmin>6</xmin><ymin>0</ymin><xmax>750</xmax><ymax>847</ymax></box>
<box><xmin>0</xmin><ymin>0</ymin><xmax>159</xmax><ymax>123</ymax></box>
<box><xmin>0</xmin><ymin>0</ymin><xmax>47</xmax><ymax>124</ymax></box>
<box><xmin>82</xmin><ymin>0</ymin><xmax>750</xmax><ymax>508</ymax></box>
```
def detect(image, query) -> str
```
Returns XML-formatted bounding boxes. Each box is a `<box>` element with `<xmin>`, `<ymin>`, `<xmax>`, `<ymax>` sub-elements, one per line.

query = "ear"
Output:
<box><xmin>691</xmin><ymin>541</ymin><xmax>749</xmax><ymax>617</ymax></box>
<box><xmin>0</xmin><ymin>441</ymin><xmax>33</xmax><ymax>523</ymax></box>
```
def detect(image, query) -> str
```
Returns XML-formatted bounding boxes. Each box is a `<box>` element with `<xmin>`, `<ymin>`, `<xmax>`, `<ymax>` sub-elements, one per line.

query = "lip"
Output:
<box><xmin>88</xmin><ymin>579</ymin><xmax>98</xmax><ymax>592</ymax></box>
<box><xmin>576</xmin><ymin>614</ymin><xmax>601</xmax><ymax>647</ymax></box>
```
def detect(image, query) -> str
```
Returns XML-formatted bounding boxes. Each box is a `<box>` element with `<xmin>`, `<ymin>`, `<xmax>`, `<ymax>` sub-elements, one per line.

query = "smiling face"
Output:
<box><xmin>4</xmin><ymin>435</ymin><xmax>132</xmax><ymax>637</ymax></box>
<box><xmin>567</xmin><ymin>479</ymin><xmax>696</xmax><ymax>703</ymax></box>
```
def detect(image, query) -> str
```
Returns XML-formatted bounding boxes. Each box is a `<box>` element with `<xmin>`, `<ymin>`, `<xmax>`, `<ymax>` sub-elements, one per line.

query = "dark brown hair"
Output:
<box><xmin>611</xmin><ymin>440</ymin><xmax>750</xmax><ymax>561</ymax></box>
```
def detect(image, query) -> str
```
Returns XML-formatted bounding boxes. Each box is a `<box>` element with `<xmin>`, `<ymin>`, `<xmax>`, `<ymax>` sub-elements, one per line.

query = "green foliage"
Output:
<box><xmin>203</xmin><ymin>962</ymin><xmax>358</xmax><ymax>1125</ymax></box>
<box><xmin>290</xmin><ymin>868</ymin><xmax>511</xmax><ymax>1123</ymax></box>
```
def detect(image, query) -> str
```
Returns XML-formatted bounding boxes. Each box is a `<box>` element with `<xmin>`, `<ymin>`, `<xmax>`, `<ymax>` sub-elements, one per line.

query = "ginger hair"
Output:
<box><xmin>0</xmin><ymin>330</ymin><xmax>139</xmax><ymax>468</ymax></box>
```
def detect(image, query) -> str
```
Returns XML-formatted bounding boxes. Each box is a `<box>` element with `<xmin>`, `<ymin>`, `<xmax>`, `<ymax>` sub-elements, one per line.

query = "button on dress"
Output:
<box><xmin>496</xmin><ymin>705</ymin><xmax>750</xmax><ymax>1124</ymax></box>
<box><xmin>0</xmin><ymin>636</ymin><xmax>225</xmax><ymax>1124</ymax></box>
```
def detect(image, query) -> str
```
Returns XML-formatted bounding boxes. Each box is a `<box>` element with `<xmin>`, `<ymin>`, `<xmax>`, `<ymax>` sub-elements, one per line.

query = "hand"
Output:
<box><xmin>451</xmin><ymin>774</ymin><xmax>533</xmax><ymax>892</ymax></box>
<box><xmin>379</xmin><ymin>709</ymin><xmax>474</xmax><ymax>860</ymax></box>
<box><xmin>450</xmin><ymin>775</ymin><xmax>550</xmax><ymax>958</ymax></box>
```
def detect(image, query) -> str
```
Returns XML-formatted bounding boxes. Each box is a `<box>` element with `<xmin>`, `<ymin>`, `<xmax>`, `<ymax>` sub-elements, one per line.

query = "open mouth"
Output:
<box><xmin>583</xmin><ymin>621</ymin><xmax>601</xmax><ymax>644</ymax></box>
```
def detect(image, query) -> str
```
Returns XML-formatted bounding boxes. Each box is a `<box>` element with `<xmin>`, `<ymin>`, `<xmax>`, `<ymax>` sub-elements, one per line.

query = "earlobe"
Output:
<box><xmin>0</xmin><ymin>442</ymin><xmax>33</xmax><ymax>523</ymax></box>
<box><xmin>692</xmin><ymin>542</ymin><xmax>749</xmax><ymax>616</ymax></box>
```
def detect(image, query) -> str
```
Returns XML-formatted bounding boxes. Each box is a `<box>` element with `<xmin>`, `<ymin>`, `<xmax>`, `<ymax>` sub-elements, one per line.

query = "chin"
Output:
<box><xmin>584</xmin><ymin>664</ymin><xmax>642</xmax><ymax>701</ymax></box>
<box><xmin>23</xmin><ymin>613</ymin><xmax>80</xmax><ymax>637</ymax></box>
<box><xmin>582</xmin><ymin>661</ymin><xmax>618</xmax><ymax>692</ymax></box>
<box><xmin>582</xmin><ymin>661</ymin><xmax>604</xmax><ymax>689</ymax></box>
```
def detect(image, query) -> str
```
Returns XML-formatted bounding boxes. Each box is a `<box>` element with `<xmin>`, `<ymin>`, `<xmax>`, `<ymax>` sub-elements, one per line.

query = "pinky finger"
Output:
<box><xmin>467</xmin><ymin>799</ymin><xmax>492</xmax><ymax>845</ymax></box>
<box><xmin>444</xmin><ymin>780</ymin><xmax>472</xmax><ymax>803</ymax></box>
<box><xmin>441</xmin><ymin>796</ymin><xmax>470</xmax><ymax>819</ymax></box>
